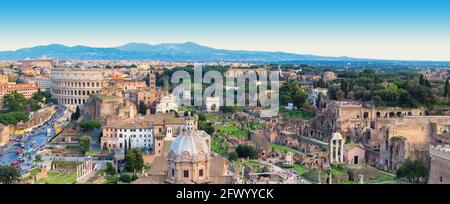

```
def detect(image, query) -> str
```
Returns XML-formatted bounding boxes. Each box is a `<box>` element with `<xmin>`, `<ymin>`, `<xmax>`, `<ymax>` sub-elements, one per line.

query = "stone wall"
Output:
<box><xmin>428</xmin><ymin>145</ymin><xmax>450</xmax><ymax>184</ymax></box>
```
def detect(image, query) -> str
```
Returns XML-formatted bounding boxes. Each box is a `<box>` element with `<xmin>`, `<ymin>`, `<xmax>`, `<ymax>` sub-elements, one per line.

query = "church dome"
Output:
<box><xmin>168</xmin><ymin>114</ymin><xmax>210</xmax><ymax>157</ymax></box>
<box><xmin>169</xmin><ymin>131</ymin><xmax>209</xmax><ymax>157</ymax></box>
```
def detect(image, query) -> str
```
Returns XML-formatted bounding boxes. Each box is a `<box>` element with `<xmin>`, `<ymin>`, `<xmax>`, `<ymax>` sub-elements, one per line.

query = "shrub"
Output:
<box><xmin>80</xmin><ymin>120</ymin><xmax>102</xmax><ymax>131</ymax></box>
<box><xmin>228</xmin><ymin>152</ymin><xmax>238</xmax><ymax>161</ymax></box>
<box><xmin>105</xmin><ymin>162</ymin><xmax>117</xmax><ymax>176</ymax></box>
<box><xmin>119</xmin><ymin>174</ymin><xmax>132</xmax><ymax>183</ymax></box>
<box><xmin>236</xmin><ymin>144</ymin><xmax>257</xmax><ymax>159</ymax></box>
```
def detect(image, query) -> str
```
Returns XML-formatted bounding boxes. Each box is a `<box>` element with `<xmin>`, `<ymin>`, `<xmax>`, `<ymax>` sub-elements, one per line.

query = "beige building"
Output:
<box><xmin>84</xmin><ymin>93</ymin><xmax>129</xmax><ymax>122</ymax></box>
<box><xmin>107</xmin><ymin>79</ymin><xmax>147</xmax><ymax>91</ymax></box>
<box><xmin>106</xmin><ymin>72</ymin><xmax>158</xmax><ymax>107</ymax></box>
<box><xmin>0</xmin><ymin>124</ymin><xmax>10</xmax><ymax>147</ymax></box>
<box><xmin>0</xmin><ymin>75</ymin><xmax>9</xmax><ymax>84</ymax></box>
<box><xmin>19</xmin><ymin>59</ymin><xmax>54</xmax><ymax>69</ymax></box>
<box><xmin>321</xmin><ymin>71</ymin><xmax>337</xmax><ymax>82</ymax></box>
<box><xmin>51</xmin><ymin>68</ymin><xmax>104</xmax><ymax>105</ymax></box>
<box><xmin>0</xmin><ymin>83</ymin><xmax>40</xmax><ymax>108</ymax></box>
<box><xmin>344</xmin><ymin>143</ymin><xmax>366</xmax><ymax>165</ymax></box>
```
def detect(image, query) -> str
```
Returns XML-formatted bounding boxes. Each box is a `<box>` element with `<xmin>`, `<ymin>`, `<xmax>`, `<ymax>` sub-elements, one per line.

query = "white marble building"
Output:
<box><xmin>309</xmin><ymin>88</ymin><xmax>328</xmax><ymax>108</ymax></box>
<box><xmin>156</xmin><ymin>95</ymin><xmax>179</xmax><ymax>113</ymax></box>
<box><xmin>205</xmin><ymin>97</ymin><xmax>220</xmax><ymax>112</ymax></box>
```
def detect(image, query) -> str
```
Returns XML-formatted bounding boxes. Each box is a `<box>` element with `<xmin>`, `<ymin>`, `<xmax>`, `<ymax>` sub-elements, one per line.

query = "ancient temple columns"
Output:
<box><xmin>76</xmin><ymin>159</ymin><xmax>94</xmax><ymax>181</ymax></box>
<box><xmin>329</xmin><ymin>133</ymin><xmax>344</xmax><ymax>164</ymax></box>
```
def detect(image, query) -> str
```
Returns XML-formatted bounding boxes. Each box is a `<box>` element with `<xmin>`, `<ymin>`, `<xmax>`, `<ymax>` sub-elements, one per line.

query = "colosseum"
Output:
<box><xmin>51</xmin><ymin>68</ymin><xmax>105</xmax><ymax>105</ymax></box>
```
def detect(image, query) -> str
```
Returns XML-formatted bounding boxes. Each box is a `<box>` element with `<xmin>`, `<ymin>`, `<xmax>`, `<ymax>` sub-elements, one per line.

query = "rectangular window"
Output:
<box><xmin>184</xmin><ymin>170</ymin><xmax>189</xmax><ymax>178</ymax></box>
<box><xmin>199</xmin><ymin>169</ymin><xmax>204</xmax><ymax>177</ymax></box>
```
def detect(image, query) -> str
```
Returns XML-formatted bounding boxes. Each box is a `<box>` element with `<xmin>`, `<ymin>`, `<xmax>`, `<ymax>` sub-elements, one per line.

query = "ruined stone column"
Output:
<box><xmin>334</xmin><ymin>140</ymin><xmax>339</xmax><ymax>163</ymax></box>
<box><xmin>341</xmin><ymin>139</ymin><xmax>344</xmax><ymax>163</ymax></box>
<box><xmin>82</xmin><ymin>163</ymin><xmax>85</xmax><ymax>176</ymax></box>
<box><xmin>329</xmin><ymin>139</ymin><xmax>334</xmax><ymax>164</ymax></box>
<box><xmin>329</xmin><ymin>170</ymin><xmax>332</xmax><ymax>184</ymax></box>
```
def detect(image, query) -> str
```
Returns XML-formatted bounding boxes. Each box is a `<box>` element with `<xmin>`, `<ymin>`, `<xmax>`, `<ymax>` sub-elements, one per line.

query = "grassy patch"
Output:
<box><xmin>103</xmin><ymin>175</ymin><xmax>118</xmax><ymax>184</ymax></box>
<box><xmin>233</xmin><ymin>160</ymin><xmax>268</xmax><ymax>170</ymax></box>
<box><xmin>248</xmin><ymin>121</ymin><xmax>263</xmax><ymax>131</ymax></box>
<box><xmin>205</xmin><ymin>113</ymin><xmax>221</xmax><ymax>122</ymax></box>
<box><xmin>337</xmin><ymin>180</ymin><xmax>355</xmax><ymax>184</ymax></box>
<box><xmin>293</xmin><ymin>163</ymin><xmax>307</xmax><ymax>175</ymax></box>
<box><xmin>366</xmin><ymin>173</ymin><xmax>398</xmax><ymax>184</ymax></box>
<box><xmin>281</xmin><ymin>109</ymin><xmax>316</xmax><ymax>120</ymax></box>
<box><xmin>271</xmin><ymin>144</ymin><xmax>303</xmax><ymax>155</ymax></box>
<box><xmin>37</xmin><ymin>172</ymin><xmax>77</xmax><ymax>184</ymax></box>
<box><xmin>29</xmin><ymin>168</ymin><xmax>42</xmax><ymax>176</ymax></box>
<box><xmin>211</xmin><ymin>136</ymin><xmax>228</xmax><ymax>156</ymax></box>
<box><xmin>214</xmin><ymin>124</ymin><xmax>248</xmax><ymax>138</ymax></box>
<box><xmin>330</xmin><ymin>165</ymin><xmax>348</xmax><ymax>176</ymax></box>
<box><xmin>85</xmin><ymin>150</ymin><xmax>99</xmax><ymax>155</ymax></box>
<box><xmin>144</xmin><ymin>164</ymin><xmax>151</xmax><ymax>171</ymax></box>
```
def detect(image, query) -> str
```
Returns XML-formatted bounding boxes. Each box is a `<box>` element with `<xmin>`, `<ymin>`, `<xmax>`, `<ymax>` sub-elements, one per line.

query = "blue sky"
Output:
<box><xmin>0</xmin><ymin>0</ymin><xmax>449</xmax><ymax>60</ymax></box>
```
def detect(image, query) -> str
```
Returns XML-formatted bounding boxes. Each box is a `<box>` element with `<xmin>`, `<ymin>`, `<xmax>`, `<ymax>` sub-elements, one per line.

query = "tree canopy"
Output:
<box><xmin>138</xmin><ymin>101</ymin><xmax>147</xmax><ymax>115</ymax></box>
<box><xmin>280</xmin><ymin>80</ymin><xmax>307</xmax><ymax>108</ymax></box>
<box><xmin>236</xmin><ymin>144</ymin><xmax>257</xmax><ymax>159</ymax></box>
<box><xmin>0</xmin><ymin>111</ymin><xmax>29</xmax><ymax>125</ymax></box>
<box><xmin>329</xmin><ymin>69</ymin><xmax>439</xmax><ymax>108</ymax></box>
<box><xmin>2</xmin><ymin>91</ymin><xmax>27</xmax><ymax>112</ymax></box>
<box><xmin>79</xmin><ymin>136</ymin><xmax>91</xmax><ymax>155</ymax></box>
<box><xmin>0</xmin><ymin>166</ymin><xmax>21</xmax><ymax>184</ymax></box>
<box><xmin>80</xmin><ymin>120</ymin><xmax>102</xmax><ymax>131</ymax></box>
<box><xmin>124</xmin><ymin>148</ymin><xmax>144</xmax><ymax>173</ymax></box>
<box><xmin>396</xmin><ymin>159</ymin><xmax>428</xmax><ymax>184</ymax></box>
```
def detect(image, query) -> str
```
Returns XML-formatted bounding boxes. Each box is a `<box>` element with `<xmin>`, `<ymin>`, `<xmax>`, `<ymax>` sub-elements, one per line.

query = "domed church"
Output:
<box><xmin>166</xmin><ymin>113</ymin><xmax>212</xmax><ymax>184</ymax></box>
<box><xmin>133</xmin><ymin>112</ymin><xmax>233</xmax><ymax>184</ymax></box>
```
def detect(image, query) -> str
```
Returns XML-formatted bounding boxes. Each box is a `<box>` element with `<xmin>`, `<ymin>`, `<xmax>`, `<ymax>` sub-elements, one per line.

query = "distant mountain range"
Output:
<box><xmin>0</xmin><ymin>42</ymin><xmax>363</xmax><ymax>62</ymax></box>
<box><xmin>0</xmin><ymin>42</ymin><xmax>448</xmax><ymax>65</ymax></box>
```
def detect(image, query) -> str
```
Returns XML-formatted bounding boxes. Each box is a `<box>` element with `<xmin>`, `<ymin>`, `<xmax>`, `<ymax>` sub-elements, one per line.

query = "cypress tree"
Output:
<box><xmin>445</xmin><ymin>79</ymin><xmax>450</xmax><ymax>99</ymax></box>
<box><xmin>124</xmin><ymin>140</ymin><xmax>128</xmax><ymax>155</ymax></box>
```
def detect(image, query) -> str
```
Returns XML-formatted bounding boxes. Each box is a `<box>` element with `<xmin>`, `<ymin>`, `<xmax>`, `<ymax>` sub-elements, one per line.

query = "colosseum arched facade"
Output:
<box><xmin>51</xmin><ymin>68</ymin><xmax>105</xmax><ymax>105</ymax></box>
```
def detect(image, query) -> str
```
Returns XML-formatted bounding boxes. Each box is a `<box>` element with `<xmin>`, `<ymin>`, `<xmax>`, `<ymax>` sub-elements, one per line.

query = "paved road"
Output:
<box><xmin>0</xmin><ymin>106</ymin><xmax>67</xmax><ymax>174</ymax></box>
